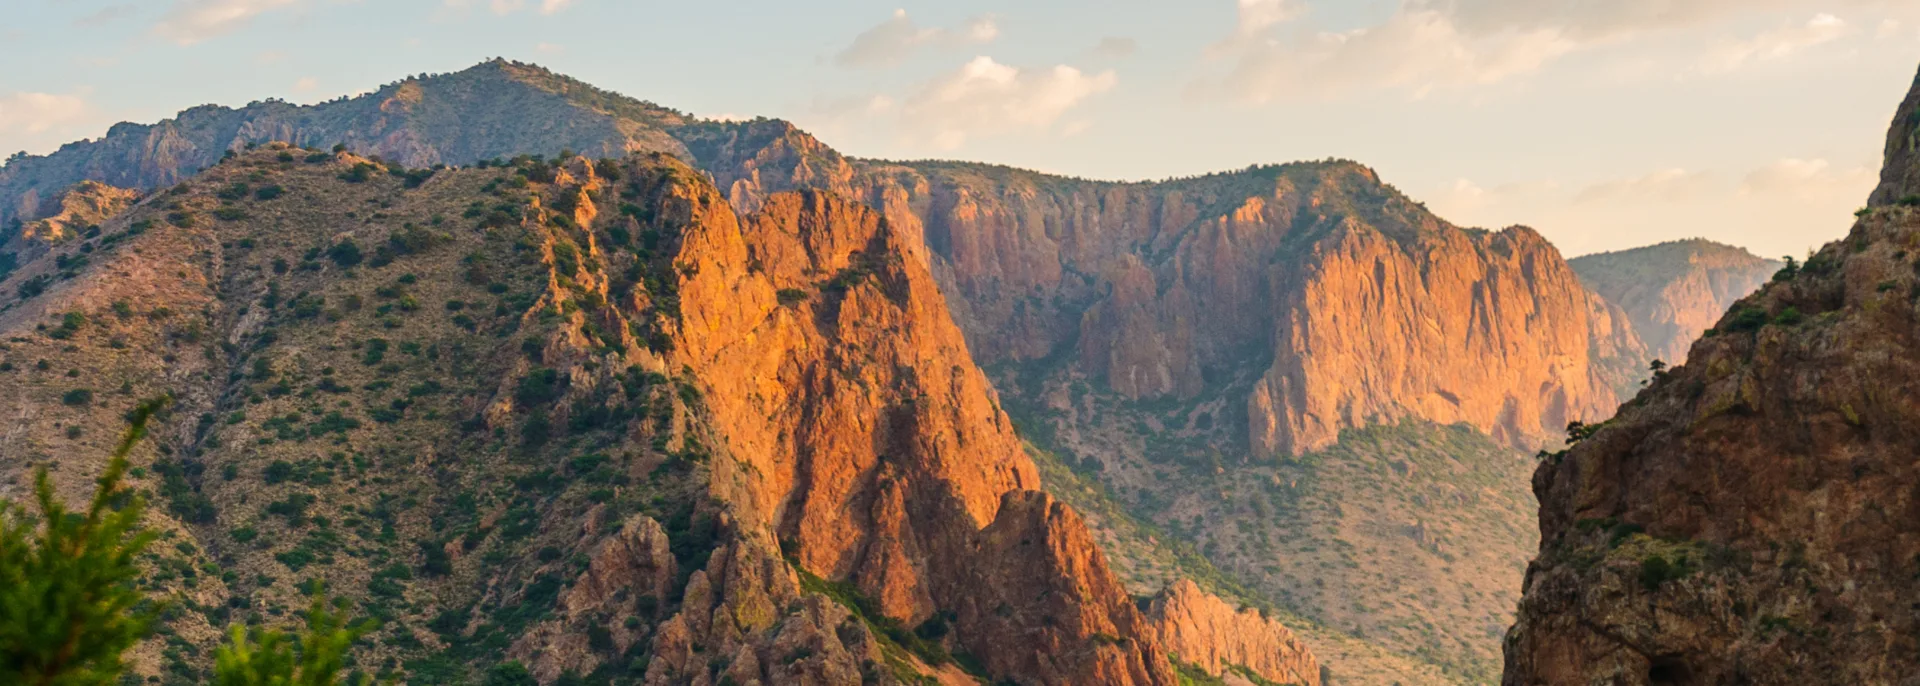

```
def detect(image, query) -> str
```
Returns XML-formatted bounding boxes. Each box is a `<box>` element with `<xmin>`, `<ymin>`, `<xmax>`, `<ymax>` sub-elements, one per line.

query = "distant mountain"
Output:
<box><xmin>1508</xmin><ymin>63</ymin><xmax>1920</xmax><ymax>684</ymax></box>
<box><xmin>0</xmin><ymin>59</ymin><xmax>692</xmax><ymax>227</ymax></box>
<box><xmin>1570</xmin><ymin>239</ymin><xmax>1782</xmax><ymax>366</ymax></box>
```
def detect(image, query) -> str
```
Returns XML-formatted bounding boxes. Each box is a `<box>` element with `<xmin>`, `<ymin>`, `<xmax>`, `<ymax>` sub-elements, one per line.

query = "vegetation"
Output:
<box><xmin>212</xmin><ymin>590</ymin><xmax>376</xmax><ymax>686</ymax></box>
<box><xmin>0</xmin><ymin>399</ymin><xmax>166</xmax><ymax>686</ymax></box>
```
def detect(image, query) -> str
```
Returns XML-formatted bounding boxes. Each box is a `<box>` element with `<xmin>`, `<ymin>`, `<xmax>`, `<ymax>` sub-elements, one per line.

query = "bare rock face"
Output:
<box><xmin>943</xmin><ymin>492</ymin><xmax>1173</xmax><ymax>685</ymax></box>
<box><xmin>1506</xmin><ymin>69</ymin><xmax>1920</xmax><ymax>685</ymax></box>
<box><xmin>1248</xmin><ymin>223</ymin><xmax>1634</xmax><ymax>457</ymax></box>
<box><xmin>656</xmin><ymin>171</ymin><xmax>1178</xmax><ymax>684</ymax></box>
<box><xmin>1146</xmin><ymin>580</ymin><xmax>1320</xmax><ymax>686</ymax></box>
<box><xmin>1571</xmin><ymin>239</ymin><xmax>1782</xmax><ymax>365</ymax></box>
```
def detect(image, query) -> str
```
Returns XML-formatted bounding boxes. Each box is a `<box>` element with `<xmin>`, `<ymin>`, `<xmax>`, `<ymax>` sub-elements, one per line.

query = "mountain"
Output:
<box><xmin>1506</xmin><ymin>64</ymin><xmax>1920</xmax><ymax>684</ymax></box>
<box><xmin>1570</xmin><ymin>239</ymin><xmax>1782</xmax><ymax>366</ymax></box>
<box><xmin>1</xmin><ymin>59</ymin><xmax>1696</xmax><ymax>683</ymax></box>
<box><xmin>0</xmin><ymin>144</ymin><xmax>1332</xmax><ymax>685</ymax></box>
<box><xmin>0</xmin><ymin>60</ymin><xmax>693</xmax><ymax>229</ymax></box>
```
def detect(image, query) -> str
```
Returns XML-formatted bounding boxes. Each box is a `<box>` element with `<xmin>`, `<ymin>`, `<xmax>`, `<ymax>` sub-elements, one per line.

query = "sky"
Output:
<box><xmin>3</xmin><ymin>1</ymin><xmax>1920</xmax><ymax>259</ymax></box>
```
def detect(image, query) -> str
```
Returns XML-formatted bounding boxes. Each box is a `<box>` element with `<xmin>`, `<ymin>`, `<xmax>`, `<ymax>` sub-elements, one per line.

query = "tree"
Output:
<box><xmin>212</xmin><ymin>588</ymin><xmax>376</xmax><ymax>686</ymax></box>
<box><xmin>0</xmin><ymin>398</ymin><xmax>169</xmax><ymax>686</ymax></box>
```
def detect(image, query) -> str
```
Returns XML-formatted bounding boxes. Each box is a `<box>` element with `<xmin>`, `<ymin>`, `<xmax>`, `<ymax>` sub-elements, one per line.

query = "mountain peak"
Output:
<box><xmin>1870</xmin><ymin>63</ymin><xmax>1920</xmax><ymax>206</ymax></box>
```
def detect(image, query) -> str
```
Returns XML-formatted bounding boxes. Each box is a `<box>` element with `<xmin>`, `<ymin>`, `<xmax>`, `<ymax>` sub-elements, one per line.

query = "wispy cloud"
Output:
<box><xmin>75</xmin><ymin>4</ymin><xmax>139</xmax><ymax>28</ymax></box>
<box><xmin>1740</xmin><ymin>158</ymin><xmax>1876</xmax><ymax>199</ymax></box>
<box><xmin>1575</xmin><ymin>168</ymin><xmax>1715</xmax><ymax>205</ymax></box>
<box><xmin>0</xmin><ymin>91</ymin><xmax>94</xmax><ymax>135</ymax></box>
<box><xmin>152</xmin><ymin>0</ymin><xmax>296</xmax><ymax>46</ymax></box>
<box><xmin>443</xmin><ymin>0</ymin><xmax>576</xmax><ymax>16</ymax></box>
<box><xmin>833</xmin><ymin>9</ymin><xmax>1000</xmax><ymax>69</ymax></box>
<box><xmin>1199</xmin><ymin>0</ymin><xmax>1894</xmax><ymax>102</ymax></box>
<box><xmin>1699</xmin><ymin>14</ymin><xmax>1849</xmax><ymax>74</ymax></box>
<box><xmin>900</xmin><ymin>56</ymin><xmax>1117</xmax><ymax>149</ymax></box>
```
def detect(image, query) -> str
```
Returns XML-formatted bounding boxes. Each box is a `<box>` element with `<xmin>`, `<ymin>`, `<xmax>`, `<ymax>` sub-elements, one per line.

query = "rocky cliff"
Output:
<box><xmin>1571</xmin><ymin>239</ymin><xmax>1781</xmax><ymax>366</ymax></box>
<box><xmin>0</xmin><ymin>60</ymin><xmax>1663</xmax><ymax>682</ymax></box>
<box><xmin>1147</xmin><ymin>580</ymin><xmax>1319</xmax><ymax>686</ymax></box>
<box><xmin>0</xmin><ymin>144</ymin><xmax>1324</xmax><ymax>685</ymax></box>
<box><xmin>1506</xmin><ymin>64</ymin><xmax>1920</xmax><ymax>685</ymax></box>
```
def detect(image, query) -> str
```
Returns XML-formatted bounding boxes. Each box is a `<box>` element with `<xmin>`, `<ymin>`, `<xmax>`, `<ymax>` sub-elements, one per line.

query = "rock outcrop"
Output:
<box><xmin>1248</xmin><ymin>222</ymin><xmax>1635</xmax><ymax>456</ymax></box>
<box><xmin>1147</xmin><ymin>580</ymin><xmax>1320</xmax><ymax>686</ymax></box>
<box><xmin>657</xmin><ymin>167</ymin><xmax>1178</xmax><ymax>684</ymax></box>
<box><xmin>1506</xmin><ymin>64</ymin><xmax>1920</xmax><ymax>685</ymax></box>
<box><xmin>1571</xmin><ymin>239</ymin><xmax>1782</xmax><ymax>365</ymax></box>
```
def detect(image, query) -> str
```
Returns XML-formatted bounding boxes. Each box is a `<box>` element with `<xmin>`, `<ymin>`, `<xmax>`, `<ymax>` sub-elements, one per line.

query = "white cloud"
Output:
<box><xmin>833</xmin><ymin>9</ymin><xmax>1000</xmax><ymax>69</ymax></box>
<box><xmin>535</xmin><ymin>42</ymin><xmax>564</xmax><ymax>53</ymax></box>
<box><xmin>1699</xmin><ymin>14</ymin><xmax>1849</xmax><ymax>73</ymax></box>
<box><xmin>1215</xmin><ymin>9</ymin><xmax>1576</xmax><ymax>101</ymax></box>
<box><xmin>0</xmin><ymin>92</ymin><xmax>93</xmax><ymax>135</ymax></box>
<box><xmin>901</xmin><ymin>56</ymin><xmax>1117</xmax><ymax>149</ymax></box>
<box><xmin>292</xmin><ymin>77</ymin><xmax>318</xmax><ymax>93</ymax></box>
<box><xmin>539</xmin><ymin>0</ymin><xmax>573</xmax><ymax>15</ymax></box>
<box><xmin>1213</xmin><ymin>0</ymin><xmax>1305</xmax><ymax>53</ymax></box>
<box><xmin>1740</xmin><ymin>158</ymin><xmax>1877</xmax><ymax>199</ymax></box>
<box><xmin>1202</xmin><ymin>0</ymin><xmax>1907</xmax><ymax>101</ymax></box>
<box><xmin>1575</xmin><ymin>168</ymin><xmax>1715</xmax><ymax>205</ymax></box>
<box><xmin>152</xmin><ymin>0</ymin><xmax>295</xmax><ymax>45</ymax></box>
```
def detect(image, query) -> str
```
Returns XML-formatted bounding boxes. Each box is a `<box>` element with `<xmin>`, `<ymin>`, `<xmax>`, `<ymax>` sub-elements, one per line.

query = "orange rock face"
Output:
<box><xmin>1249</xmin><ymin>223</ymin><xmax>1633</xmax><ymax>456</ymax></box>
<box><xmin>1506</xmin><ymin>66</ymin><xmax>1920</xmax><ymax>685</ymax></box>
<box><xmin>651</xmin><ymin>169</ymin><xmax>1179</xmax><ymax>684</ymax></box>
<box><xmin>1146</xmin><ymin>580</ymin><xmax>1320</xmax><ymax>686</ymax></box>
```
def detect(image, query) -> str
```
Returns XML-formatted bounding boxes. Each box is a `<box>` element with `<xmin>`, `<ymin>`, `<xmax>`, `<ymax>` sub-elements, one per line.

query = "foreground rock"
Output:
<box><xmin>1506</xmin><ymin>63</ymin><xmax>1920</xmax><ymax>685</ymax></box>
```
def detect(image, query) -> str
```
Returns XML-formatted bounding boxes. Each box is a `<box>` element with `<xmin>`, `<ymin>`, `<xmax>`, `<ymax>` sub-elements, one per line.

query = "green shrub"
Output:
<box><xmin>62</xmin><ymin>388</ymin><xmax>94</xmax><ymax>406</ymax></box>
<box><xmin>0</xmin><ymin>399</ymin><xmax>166</xmax><ymax>686</ymax></box>
<box><xmin>515</xmin><ymin>368</ymin><xmax>564</xmax><ymax>405</ymax></box>
<box><xmin>1724</xmin><ymin>307</ymin><xmax>1771</xmax><ymax>334</ymax></box>
<box><xmin>327</xmin><ymin>241</ymin><xmax>363</xmax><ymax>268</ymax></box>
<box><xmin>212</xmin><ymin>590</ymin><xmax>376</xmax><ymax>686</ymax></box>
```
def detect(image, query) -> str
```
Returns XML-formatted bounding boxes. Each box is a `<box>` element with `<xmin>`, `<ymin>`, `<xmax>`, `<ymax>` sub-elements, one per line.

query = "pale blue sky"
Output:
<box><xmin>4</xmin><ymin>0</ymin><xmax>1919</xmax><ymax>258</ymax></box>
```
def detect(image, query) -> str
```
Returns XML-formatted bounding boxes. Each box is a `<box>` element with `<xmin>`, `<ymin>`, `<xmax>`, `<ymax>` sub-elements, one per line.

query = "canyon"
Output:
<box><xmin>0</xmin><ymin>59</ymin><xmax>1799</xmax><ymax>684</ymax></box>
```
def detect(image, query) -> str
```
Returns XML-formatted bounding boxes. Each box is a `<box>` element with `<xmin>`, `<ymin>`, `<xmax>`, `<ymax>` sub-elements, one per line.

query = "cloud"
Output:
<box><xmin>152</xmin><ymin>0</ymin><xmax>295</xmax><ymax>45</ymax></box>
<box><xmin>1575</xmin><ymin>168</ymin><xmax>1715</xmax><ymax>205</ymax></box>
<box><xmin>833</xmin><ymin>9</ymin><xmax>1000</xmax><ymax>69</ymax></box>
<box><xmin>1740</xmin><ymin>158</ymin><xmax>1876</xmax><ymax>199</ymax></box>
<box><xmin>901</xmin><ymin>56</ymin><xmax>1117</xmax><ymax>149</ymax></box>
<box><xmin>0</xmin><ymin>92</ymin><xmax>92</xmax><ymax>135</ymax></box>
<box><xmin>1699</xmin><ymin>14</ymin><xmax>1849</xmax><ymax>73</ymax></box>
<box><xmin>1093</xmin><ymin>36</ymin><xmax>1138</xmax><ymax>58</ymax></box>
<box><xmin>535</xmin><ymin>42</ymin><xmax>564</xmax><ymax>53</ymax></box>
<box><xmin>442</xmin><ymin>0</ymin><xmax>572</xmax><ymax>15</ymax></box>
<box><xmin>1202</xmin><ymin>0</ymin><xmax>1906</xmax><ymax>101</ymax></box>
<box><xmin>1214</xmin><ymin>0</ymin><xmax>1305</xmax><ymax>53</ymax></box>
<box><xmin>75</xmin><ymin>4</ymin><xmax>138</xmax><ymax>28</ymax></box>
<box><xmin>292</xmin><ymin>77</ymin><xmax>319</xmax><ymax>93</ymax></box>
<box><xmin>1214</xmin><ymin>8</ymin><xmax>1576</xmax><ymax>101</ymax></box>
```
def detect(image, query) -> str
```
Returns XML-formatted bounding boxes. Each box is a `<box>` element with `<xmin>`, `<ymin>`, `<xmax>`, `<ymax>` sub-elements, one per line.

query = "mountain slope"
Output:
<box><xmin>1506</xmin><ymin>63</ymin><xmax>1920</xmax><ymax>684</ymax></box>
<box><xmin>1570</xmin><ymin>239</ymin><xmax>1781</xmax><ymax>366</ymax></box>
<box><xmin>0</xmin><ymin>144</ymin><xmax>1323</xmax><ymax>685</ymax></box>
<box><xmin>2</xmin><ymin>60</ymin><xmax>1668</xmax><ymax>683</ymax></box>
